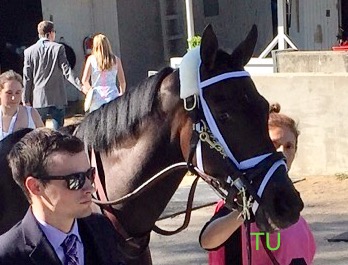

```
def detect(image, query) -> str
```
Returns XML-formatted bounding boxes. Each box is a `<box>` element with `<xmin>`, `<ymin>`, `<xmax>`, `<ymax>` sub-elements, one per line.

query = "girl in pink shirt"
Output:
<box><xmin>200</xmin><ymin>103</ymin><xmax>316</xmax><ymax>265</ymax></box>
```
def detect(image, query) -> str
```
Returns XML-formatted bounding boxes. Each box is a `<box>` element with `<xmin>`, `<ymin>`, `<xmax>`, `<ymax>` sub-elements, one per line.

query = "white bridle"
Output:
<box><xmin>179</xmin><ymin>46</ymin><xmax>287</xmax><ymax>215</ymax></box>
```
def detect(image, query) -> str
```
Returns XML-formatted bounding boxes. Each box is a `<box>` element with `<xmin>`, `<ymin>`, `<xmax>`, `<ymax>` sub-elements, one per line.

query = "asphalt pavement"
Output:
<box><xmin>150</xmin><ymin>179</ymin><xmax>219</xmax><ymax>265</ymax></box>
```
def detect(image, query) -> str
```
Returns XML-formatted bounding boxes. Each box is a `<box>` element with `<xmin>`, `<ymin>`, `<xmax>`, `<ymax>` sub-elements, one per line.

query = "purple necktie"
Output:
<box><xmin>61</xmin><ymin>234</ymin><xmax>79</xmax><ymax>265</ymax></box>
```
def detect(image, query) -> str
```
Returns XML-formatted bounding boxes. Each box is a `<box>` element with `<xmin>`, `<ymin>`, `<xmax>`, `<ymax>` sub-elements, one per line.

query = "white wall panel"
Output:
<box><xmin>290</xmin><ymin>0</ymin><xmax>338</xmax><ymax>50</ymax></box>
<box><xmin>90</xmin><ymin>0</ymin><xmax>121</xmax><ymax>56</ymax></box>
<box><xmin>193</xmin><ymin>0</ymin><xmax>272</xmax><ymax>56</ymax></box>
<box><xmin>41</xmin><ymin>0</ymin><xmax>94</xmax><ymax>75</ymax></box>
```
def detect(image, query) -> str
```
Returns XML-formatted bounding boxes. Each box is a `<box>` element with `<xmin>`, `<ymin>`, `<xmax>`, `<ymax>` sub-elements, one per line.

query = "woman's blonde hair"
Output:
<box><xmin>92</xmin><ymin>34</ymin><xmax>116</xmax><ymax>71</ymax></box>
<box><xmin>0</xmin><ymin>70</ymin><xmax>23</xmax><ymax>91</ymax></box>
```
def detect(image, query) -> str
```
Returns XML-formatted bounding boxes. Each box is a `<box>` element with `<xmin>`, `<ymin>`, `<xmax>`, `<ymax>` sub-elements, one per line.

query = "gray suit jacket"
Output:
<box><xmin>0</xmin><ymin>209</ymin><xmax>126</xmax><ymax>265</ymax></box>
<box><xmin>23</xmin><ymin>38</ymin><xmax>81</xmax><ymax>108</ymax></box>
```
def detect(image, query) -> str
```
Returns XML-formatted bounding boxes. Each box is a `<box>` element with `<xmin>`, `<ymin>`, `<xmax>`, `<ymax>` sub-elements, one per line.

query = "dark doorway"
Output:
<box><xmin>203</xmin><ymin>0</ymin><xmax>219</xmax><ymax>17</ymax></box>
<box><xmin>0</xmin><ymin>0</ymin><xmax>43</xmax><ymax>74</ymax></box>
<box><xmin>271</xmin><ymin>0</ymin><xmax>291</xmax><ymax>37</ymax></box>
<box><xmin>341</xmin><ymin>0</ymin><xmax>348</xmax><ymax>38</ymax></box>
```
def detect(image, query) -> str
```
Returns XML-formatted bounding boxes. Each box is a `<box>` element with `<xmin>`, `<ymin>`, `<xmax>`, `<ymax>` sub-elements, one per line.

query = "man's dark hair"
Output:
<box><xmin>37</xmin><ymin>20</ymin><xmax>54</xmax><ymax>38</ymax></box>
<box><xmin>7</xmin><ymin>128</ymin><xmax>84</xmax><ymax>201</ymax></box>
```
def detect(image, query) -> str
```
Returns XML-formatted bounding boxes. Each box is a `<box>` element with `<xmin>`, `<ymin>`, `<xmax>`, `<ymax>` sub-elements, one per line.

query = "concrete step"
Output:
<box><xmin>274</xmin><ymin>50</ymin><xmax>348</xmax><ymax>73</ymax></box>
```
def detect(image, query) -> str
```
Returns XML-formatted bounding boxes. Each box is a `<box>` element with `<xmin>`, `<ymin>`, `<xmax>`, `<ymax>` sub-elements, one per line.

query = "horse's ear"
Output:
<box><xmin>200</xmin><ymin>24</ymin><xmax>218</xmax><ymax>70</ymax></box>
<box><xmin>230</xmin><ymin>24</ymin><xmax>258</xmax><ymax>67</ymax></box>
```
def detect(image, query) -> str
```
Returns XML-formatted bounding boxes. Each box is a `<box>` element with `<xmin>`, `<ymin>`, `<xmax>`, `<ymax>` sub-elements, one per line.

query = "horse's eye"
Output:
<box><xmin>219</xmin><ymin>112</ymin><xmax>230</xmax><ymax>123</ymax></box>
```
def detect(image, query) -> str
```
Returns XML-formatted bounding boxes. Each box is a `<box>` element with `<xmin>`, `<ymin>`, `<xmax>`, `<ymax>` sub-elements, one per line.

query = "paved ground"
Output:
<box><xmin>150</xmin><ymin>177</ymin><xmax>216</xmax><ymax>265</ymax></box>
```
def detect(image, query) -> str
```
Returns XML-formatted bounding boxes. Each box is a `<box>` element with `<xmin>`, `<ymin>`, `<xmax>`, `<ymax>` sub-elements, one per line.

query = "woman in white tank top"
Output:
<box><xmin>0</xmin><ymin>70</ymin><xmax>44</xmax><ymax>141</ymax></box>
<box><xmin>82</xmin><ymin>34</ymin><xmax>126</xmax><ymax>112</ymax></box>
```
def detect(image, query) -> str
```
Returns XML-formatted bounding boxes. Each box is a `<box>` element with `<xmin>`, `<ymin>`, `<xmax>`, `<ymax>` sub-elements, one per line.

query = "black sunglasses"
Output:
<box><xmin>37</xmin><ymin>167</ymin><xmax>95</xmax><ymax>190</ymax></box>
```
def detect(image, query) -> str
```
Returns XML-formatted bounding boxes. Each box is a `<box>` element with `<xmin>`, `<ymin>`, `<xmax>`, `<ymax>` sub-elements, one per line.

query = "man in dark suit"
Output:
<box><xmin>23</xmin><ymin>21</ymin><xmax>87</xmax><ymax>130</ymax></box>
<box><xmin>0</xmin><ymin>128</ymin><xmax>125</xmax><ymax>265</ymax></box>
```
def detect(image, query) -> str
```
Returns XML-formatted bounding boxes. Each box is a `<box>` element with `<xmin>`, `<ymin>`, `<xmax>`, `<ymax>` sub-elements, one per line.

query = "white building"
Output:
<box><xmin>1</xmin><ymin>0</ymin><xmax>347</xmax><ymax>87</ymax></box>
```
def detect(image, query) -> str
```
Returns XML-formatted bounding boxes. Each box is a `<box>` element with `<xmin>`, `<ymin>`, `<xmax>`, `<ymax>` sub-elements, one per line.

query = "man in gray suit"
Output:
<box><xmin>23</xmin><ymin>21</ymin><xmax>86</xmax><ymax>130</ymax></box>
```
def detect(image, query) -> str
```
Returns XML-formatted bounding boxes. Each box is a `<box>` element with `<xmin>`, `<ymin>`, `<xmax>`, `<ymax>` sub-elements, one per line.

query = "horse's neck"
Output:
<box><xmin>98</xmin><ymin>121</ymin><xmax>186</xmax><ymax>235</ymax></box>
<box><xmin>101</xmin><ymin>123</ymin><xmax>173</xmax><ymax>197</ymax></box>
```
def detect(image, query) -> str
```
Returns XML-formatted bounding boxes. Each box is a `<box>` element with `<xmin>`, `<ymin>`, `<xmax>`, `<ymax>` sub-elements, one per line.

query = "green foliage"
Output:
<box><xmin>187</xmin><ymin>35</ymin><xmax>201</xmax><ymax>50</ymax></box>
<box><xmin>335</xmin><ymin>172</ymin><xmax>348</xmax><ymax>180</ymax></box>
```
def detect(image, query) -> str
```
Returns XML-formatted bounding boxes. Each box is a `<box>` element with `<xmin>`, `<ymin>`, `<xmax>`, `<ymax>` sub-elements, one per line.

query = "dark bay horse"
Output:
<box><xmin>0</xmin><ymin>25</ymin><xmax>303</xmax><ymax>264</ymax></box>
<box><xmin>74</xmin><ymin>25</ymin><xmax>303</xmax><ymax>262</ymax></box>
<box><xmin>0</xmin><ymin>129</ymin><xmax>31</xmax><ymax>234</ymax></box>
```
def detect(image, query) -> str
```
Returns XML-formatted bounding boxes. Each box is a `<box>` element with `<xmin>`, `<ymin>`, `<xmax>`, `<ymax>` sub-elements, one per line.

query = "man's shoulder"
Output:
<box><xmin>49</xmin><ymin>41</ymin><xmax>64</xmax><ymax>48</ymax></box>
<box><xmin>24</xmin><ymin>43</ymin><xmax>38</xmax><ymax>54</ymax></box>
<box><xmin>0</xmin><ymin>220</ymin><xmax>23</xmax><ymax>243</ymax></box>
<box><xmin>24</xmin><ymin>41</ymin><xmax>63</xmax><ymax>53</ymax></box>
<box><xmin>0</xmin><ymin>221</ymin><xmax>24</xmax><ymax>255</ymax></box>
<box><xmin>46</xmin><ymin>41</ymin><xmax>65</xmax><ymax>51</ymax></box>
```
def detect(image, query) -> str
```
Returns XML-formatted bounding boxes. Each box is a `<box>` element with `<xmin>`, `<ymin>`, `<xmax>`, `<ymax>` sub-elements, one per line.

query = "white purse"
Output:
<box><xmin>84</xmin><ymin>88</ymin><xmax>94</xmax><ymax>112</ymax></box>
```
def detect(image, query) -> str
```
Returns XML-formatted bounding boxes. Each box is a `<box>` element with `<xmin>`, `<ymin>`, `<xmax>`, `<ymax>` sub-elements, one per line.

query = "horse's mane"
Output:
<box><xmin>0</xmin><ymin>128</ymin><xmax>33</xmax><ymax>174</ymax></box>
<box><xmin>77</xmin><ymin>67</ymin><xmax>175</xmax><ymax>152</ymax></box>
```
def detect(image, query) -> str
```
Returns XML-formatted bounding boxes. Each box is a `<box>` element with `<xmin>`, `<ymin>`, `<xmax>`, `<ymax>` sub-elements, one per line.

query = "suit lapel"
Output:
<box><xmin>21</xmin><ymin>209</ymin><xmax>62</xmax><ymax>265</ymax></box>
<box><xmin>29</xmin><ymin>240</ymin><xmax>61</xmax><ymax>265</ymax></box>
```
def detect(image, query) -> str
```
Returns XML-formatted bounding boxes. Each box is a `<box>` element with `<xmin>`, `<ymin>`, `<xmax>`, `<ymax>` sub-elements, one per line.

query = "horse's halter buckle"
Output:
<box><xmin>225</xmin><ymin>175</ymin><xmax>253</xmax><ymax>220</ymax></box>
<box><xmin>183</xmin><ymin>94</ymin><xmax>198</xmax><ymax>111</ymax></box>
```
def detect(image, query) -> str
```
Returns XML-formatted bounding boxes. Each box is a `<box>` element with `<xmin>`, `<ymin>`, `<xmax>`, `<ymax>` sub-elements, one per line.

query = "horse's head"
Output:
<box><xmin>179</xmin><ymin>25</ymin><xmax>303</xmax><ymax>232</ymax></box>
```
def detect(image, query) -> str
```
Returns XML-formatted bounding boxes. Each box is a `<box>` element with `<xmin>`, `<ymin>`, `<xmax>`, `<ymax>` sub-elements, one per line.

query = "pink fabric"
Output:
<box><xmin>241</xmin><ymin>217</ymin><xmax>316</xmax><ymax>265</ymax></box>
<box><xmin>209</xmin><ymin>247</ymin><xmax>226</xmax><ymax>265</ymax></box>
<box><xmin>208</xmin><ymin>201</ymin><xmax>316</xmax><ymax>265</ymax></box>
<box><xmin>208</xmin><ymin>200</ymin><xmax>227</xmax><ymax>265</ymax></box>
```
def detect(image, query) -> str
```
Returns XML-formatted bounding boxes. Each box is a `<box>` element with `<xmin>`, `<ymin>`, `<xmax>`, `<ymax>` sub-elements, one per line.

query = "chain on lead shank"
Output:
<box><xmin>198</xmin><ymin>120</ymin><xmax>227</xmax><ymax>158</ymax></box>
